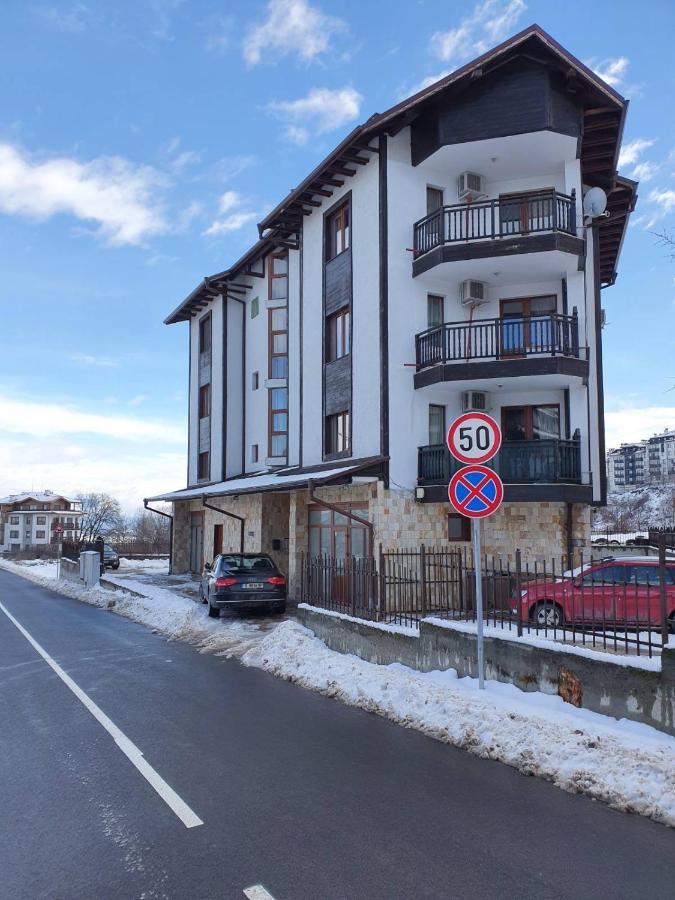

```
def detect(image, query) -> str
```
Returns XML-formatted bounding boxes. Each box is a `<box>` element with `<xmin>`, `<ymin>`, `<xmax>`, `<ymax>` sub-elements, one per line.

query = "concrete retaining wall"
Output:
<box><xmin>298</xmin><ymin>606</ymin><xmax>675</xmax><ymax>736</ymax></box>
<box><xmin>59</xmin><ymin>558</ymin><xmax>81</xmax><ymax>583</ymax></box>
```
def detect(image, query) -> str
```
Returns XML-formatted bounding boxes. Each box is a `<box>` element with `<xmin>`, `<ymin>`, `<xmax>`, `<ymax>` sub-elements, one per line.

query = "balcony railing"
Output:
<box><xmin>416</xmin><ymin>313</ymin><xmax>580</xmax><ymax>369</ymax></box>
<box><xmin>418</xmin><ymin>439</ymin><xmax>582</xmax><ymax>486</ymax></box>
<box><xmin>413</xmin><ymin>190</ymin><xmax>576</xmax><ymax>256</ymax></box>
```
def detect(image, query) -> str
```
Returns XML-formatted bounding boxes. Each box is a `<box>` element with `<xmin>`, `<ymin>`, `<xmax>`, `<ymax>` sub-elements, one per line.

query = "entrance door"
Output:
<box><xmin>213</xmin><ymin>523</ymin><xmax>223</xmax><ymax>558</ymax></box>
<box><xmin>190</xmin><ymin>513</ymin><xmax>204</xmax><ymax>573</ymax></box>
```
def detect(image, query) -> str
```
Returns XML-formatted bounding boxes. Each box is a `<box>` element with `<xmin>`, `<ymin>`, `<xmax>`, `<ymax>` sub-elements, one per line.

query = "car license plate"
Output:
<box><xmin>243</xmin><ymin>582</ymin><xmax>265</xmax><ymax>590</ymax></box>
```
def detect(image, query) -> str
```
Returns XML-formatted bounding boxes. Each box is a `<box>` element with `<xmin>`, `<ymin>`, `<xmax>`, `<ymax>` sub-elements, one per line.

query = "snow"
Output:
<box><xmin>297</xmin><ymin>603</ymin><xmax>418</xmax><ymax>636</ymax></box>
<box><xmin>242</xmin><ymin>620</ymin><xmax>675</xmax><ymax>828</ymax></box>
<box><xmin>2</xmin><ymin>556</ymin><xmax>675</xmax><ymax>828</ymax></box>
<box><xmin>425</xmin><ymin>618</ymin><xmax>663</xmax><ymax>671</ymax></box>
<box><xmin>117</xmin><ymin>557</ymin><xmax>169</xmax><ymax>572</ymax></box>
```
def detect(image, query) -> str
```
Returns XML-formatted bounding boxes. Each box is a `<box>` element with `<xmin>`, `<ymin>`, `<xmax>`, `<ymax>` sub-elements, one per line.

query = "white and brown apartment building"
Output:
<box><xmin>149</xmin><ymin>26</ymin><xmax>637</xmax><ymax>595</ymax></box>
<box><xmin>607</xmin><ymin>430</ymin><xmax>675</xmax><ymax>491</ymax></box>
<box><xmin>0</xmin><ymin>491</ymin><xmax>82</xmax><ymax>553</ymax></box>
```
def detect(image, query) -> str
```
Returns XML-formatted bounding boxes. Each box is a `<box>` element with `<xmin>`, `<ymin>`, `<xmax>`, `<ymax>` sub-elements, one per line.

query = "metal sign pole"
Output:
<box><xmin>472</xmin><ymin>518</ymin><xmax>485</xmax><ymax>689</ymax></box>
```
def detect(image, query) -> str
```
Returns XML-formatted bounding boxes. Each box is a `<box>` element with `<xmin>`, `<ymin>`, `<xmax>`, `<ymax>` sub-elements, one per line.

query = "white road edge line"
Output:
<box><xmin>0</xmin><ymin>600</ymin><xmax>203</xmax><ymax>829</ymax></box>
<box><xmin>243</xmin><ymin>886</ymin><xmax>277</xmax><ymax>900</ymax></box>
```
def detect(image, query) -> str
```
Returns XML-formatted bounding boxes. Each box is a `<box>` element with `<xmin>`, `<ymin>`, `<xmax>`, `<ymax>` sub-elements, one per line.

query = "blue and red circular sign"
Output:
<box><xmin>448</xmin><ymin>464</ymin><xmax>504</xmax><ymax>519</ymax></box>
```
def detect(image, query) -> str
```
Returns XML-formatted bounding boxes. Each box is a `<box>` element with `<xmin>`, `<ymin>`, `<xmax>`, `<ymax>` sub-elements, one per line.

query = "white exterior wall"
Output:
<box><xmin>225</xmin><ymin>297</ymin><xmax>244</xmax><ymax>478</ymax></box>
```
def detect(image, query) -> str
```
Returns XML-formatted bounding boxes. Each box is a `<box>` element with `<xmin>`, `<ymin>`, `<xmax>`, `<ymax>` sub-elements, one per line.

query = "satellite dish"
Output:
<box><xmin>583</xmin><ymin>187</ymin><xmax>608</xmax><ymax>218</ymax></box>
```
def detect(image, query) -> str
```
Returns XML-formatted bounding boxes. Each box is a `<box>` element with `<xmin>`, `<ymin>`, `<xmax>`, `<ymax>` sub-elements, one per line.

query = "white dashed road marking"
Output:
<box><xmin>243</xmin><ymin>885</ymin><xmax>277</xmax><ymax>899</ymax></box>
<box><xmin>0</xmin><ymin>600</ymin><xmax>203</xmax><ymax>829</ymax></box>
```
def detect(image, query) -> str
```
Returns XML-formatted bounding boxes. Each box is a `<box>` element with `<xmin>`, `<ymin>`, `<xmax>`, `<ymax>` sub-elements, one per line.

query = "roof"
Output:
<box><xmin>146</xmin><ymin>456</ymin><xmax>386</xmax><ymax>503</ymax></box>
<box><xmin>0</xmin><ymin>491</ymin><xmax>78</xmax><ymax>505</ymax></box>
<box><xmin>166</xmin><ymin>23</ymin><xmax>635</xmax><ymax>324</ymax></box>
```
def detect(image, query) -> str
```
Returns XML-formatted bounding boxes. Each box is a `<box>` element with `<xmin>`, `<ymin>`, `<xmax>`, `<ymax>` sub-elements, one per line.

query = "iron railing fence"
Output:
<box><xmin>418</xmin><ymin>439</ymin><xmax>582</xmax><ymax>486</ymax></box>
<box><xmin>301</xmin><ymin>542</ymin><xmax>673</xmax><ymax>656</ymax></box>
<box><xmin>413</xmin><ymin>190</ymin><xmax>576</xmax><ymax>255</ymax></box>
<box><xmin>415</xmin><ymin>313</ymin><xmax>580</xmax><ymax>369</ymax></box>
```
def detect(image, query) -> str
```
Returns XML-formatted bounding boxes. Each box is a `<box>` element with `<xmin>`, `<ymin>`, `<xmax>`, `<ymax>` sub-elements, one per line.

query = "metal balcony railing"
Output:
<box><xmin>413</xmin><ymin>190</ymin><xmax>576</xmax><ymax>256</ymax></box>
<box><xmin>418</xmin><ymin>439</ymin><xmax>582</xmax><ymax>485</ymax></box>
<box><xmin>415</xmin><ymin>313</ymin><xmax>580</xmax><ymax>369</ymax></box>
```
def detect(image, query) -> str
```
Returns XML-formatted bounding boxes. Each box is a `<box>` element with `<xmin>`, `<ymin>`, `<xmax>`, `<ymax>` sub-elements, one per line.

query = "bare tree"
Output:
<box><xmin>653</xmin><ymin>229</ymin><xmax>675</xmax><ymax>261</ymax></box>
<box><xmin>77</xmin><ymin>493</ymin><xmax>123</xmax><ymax>542</ymax></box>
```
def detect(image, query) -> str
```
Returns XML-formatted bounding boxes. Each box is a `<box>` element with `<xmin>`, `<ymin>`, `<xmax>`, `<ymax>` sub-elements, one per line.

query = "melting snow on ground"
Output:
<box><xmin>2</xmin><ymin>557</ymin><xmax>674</xmax><ymax>827</ymax></box>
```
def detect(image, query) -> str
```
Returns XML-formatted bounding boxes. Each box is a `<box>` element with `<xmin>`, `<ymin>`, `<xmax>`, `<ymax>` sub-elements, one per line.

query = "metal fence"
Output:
<box><xmin>301</xmin><ymin>543</ymin><xmax>673</xmax><ymax>656</ymax></box>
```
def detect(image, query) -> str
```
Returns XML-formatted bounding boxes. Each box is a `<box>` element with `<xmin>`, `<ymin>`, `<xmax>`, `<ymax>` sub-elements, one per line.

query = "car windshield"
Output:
<box><xmin>219</xmin><ymin>555</ymin><xmax>275</xmax><ymax>574</ymax></box>
<box><xmin>104</xmin><ymin>544</ymin><xmax>115</xmax><ymax>553</ymax></box>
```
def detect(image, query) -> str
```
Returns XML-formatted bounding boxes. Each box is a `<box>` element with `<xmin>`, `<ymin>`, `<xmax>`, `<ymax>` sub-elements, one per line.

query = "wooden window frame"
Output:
<box><xmin>268</xmin><ymin>307</ymin><xmax>288</xmax><ymax>380</ymax></box>
<box><xmin>498</xmin><ymin>188</ymin><xmax>555</xmax><ymax>235</ymax></box>
<box><xmin>198</xmin><ymin>313</ymin><xmax>212</xmax><ymax>353</ymax></box>
<box><xmin>197</xmin><ymin>451</ymin><xmax>210</xmax><ymax>481</ymax></box>
<box><xmin>268</xmin><ymin>387</ymin><xmax>288</xmax><ymax>459</ymax></box>
<box><xmin>428</xmin><ymin>404</ymin><xmax>446</xmax><ymax>446</ymax></box>
<box><xmin>268</xmin><ymin>250</ymin><xmax>288</xmax><ymax>301</ymax></box>
<box><xmin>447</xmin><ymin>514</ymin><xmax>471</xmax><ymax>542</ymax></box>
<box><xmin>326</xmin><ymin>307</ymin><xmax>351</xmax><ymax>362</ymax></box>
<box><xmin>426</xmin><ymin>185</ymin><xmax>444</xmax><ymax>215</ymax></box>
<box><xmin>325</xmin><ymin>410</ymin><xmax>350</xmax><ymax>457</ymax></box>
<box><xmin>326</xmin><ymin>201</ymin><xmax>350</xmax><ymax>261</ymax></box>
<box><xmin>501</xmin><ymin>404</ymin><xmax>561</xmax><ymax>442</ymax></box>
<box><xmin>308</xmin><ymin>502</ymin><xmax>369</xmax><ymax>558</ymax></box>
<box><xmin>427</xmin><ymin>294</ymin><xmax>444</xmax><ymax>329</ymax></box>
<box><xmin>499</xmin><ymin>295</ymin><xmax>557</xmax><ymax>356</ymax></box>
<box><xmin>198</xmin><ymin>384</ymin><xmax>210</xmax><ymax>419</ymax></box>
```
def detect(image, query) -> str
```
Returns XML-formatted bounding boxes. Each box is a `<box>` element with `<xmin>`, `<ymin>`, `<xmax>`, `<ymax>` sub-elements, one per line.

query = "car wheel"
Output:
<box><xmin>207</xmin><ymin>601</ymin><xmax>219</xmax><ymax>618</ymax></box>
<box><xmin>113</xmin><ymin>562</ymin><xmax>120</xmax><ymax>569</ymax></box>
<box><xmin>533</xmin><ymin>601</ymin><xmax>563</xmax><ymax>628</ymax></box>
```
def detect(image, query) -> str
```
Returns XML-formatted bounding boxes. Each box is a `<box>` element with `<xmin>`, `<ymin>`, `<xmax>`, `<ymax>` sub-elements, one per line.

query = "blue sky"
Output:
<box><xmin>1</xmin><ymin>0</ymin><xmax>674</xmax><ymax>508</ymax></box>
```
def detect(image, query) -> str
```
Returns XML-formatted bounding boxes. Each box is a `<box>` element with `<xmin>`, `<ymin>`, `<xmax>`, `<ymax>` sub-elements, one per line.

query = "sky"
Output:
<box><xmin>1</xmin><ymin>0</ymin><xmax>674</xmax><ymax>509</ymax></box>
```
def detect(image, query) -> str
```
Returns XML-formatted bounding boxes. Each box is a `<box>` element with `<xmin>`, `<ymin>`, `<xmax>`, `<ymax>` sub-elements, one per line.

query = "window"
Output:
<box><xmin>626</xmin><ymin>565</ymin><xmax>672</xmax><ymax>586</ymax></box>
<box><xmin>269</xmin><ymin>387</ymin><xmax>288</xmax><ymax>458</ymax></box>
<box><xmin>326</xmin><ymin>410</ymin><xmax>350</xmax><ymax>455</ymax></box>
<box><xmin>10</xmin><ymin>530</ymin><xmax>18</xmax><ymax>539</ymax></box>
<box><xmin>502</xmin><ymin>405</ymin><xmax>560</xmax><ymax>442</ymax></box>
<box><xmin>427</xmin><ymin>294</ymin><xmax>444</xmax><ymax>329</ymax></box>
<box><xmin>269</xmin><ymin>252</ymin><xmax>288</xmax><ymax>301</ymax></box>
<box><xmin>327</xmin><ymin>308</ymin><xmax>350</xmax><ymax>361</ymax></box>
<box><xmin>251</xmin><ymin>444</ymin><xmax>259</xmax><ymax>464</ymax></box>
<box><xmin>36</xmin><ymin>516</ymin><xmax>46</xmax><ymax>525</ymax></box>
<box><xmin>581</xmin><ymin>565</ymin><xmax>628</xmax><ymax>586</ymax></box>
<box><xmin>36</xmin><ymin>530</ymin><xmax>45</xmax><ymax>539</ymax></box>
<box><xmin>448</xmin><ymin>514</ymin><xmax>471</xmax><ymax>542</ymax></box>
<box><xmin>198</xmin><ymin>384</ymin><xmax>210</xmax><ymax>419</ymax></box>
<box><xmin>198</xmin><ymin>451</ymin><xmax>210</xmax><ymax>481</ymax></box>
<box><xmin>252</xmin><ymin>371</ymin><xmax>259</xmax><ymax>390</ymax></box>
<box><xmin>269</xmin><ymin>307</ymin><xmax>288</xmax><ymax>379</ymax></box>
<box><xmin>309</xmin><ymin>504</ymin><xmax>368</xmax><ymax>559</ymax></box>
<box><xmin>428</xmin><ymin>405</ymin><xmax>446</xmax><ymax>446</ymax></box>
<box><xmin>251</xmin><ymin>296</ymin><xmax>259</xmax><ymax>319</ymax></box>
<box><xmin>199</xmin><ymin>314</ymin><xmax>211</xmax><ymax>353</ymax></box>
<box><xmin>426</xmin><ymin>186</ymin><xmax>444</xmax><ymax>215</ymax></box>
<box><xmin>10</xmin><ymin>516</ymin><xmax>18</xmax><ymax>524</ymax></box>
<box><xmin>326</xmin><ymin>202</ymin><xmax>350</xmax><ymax>260</ymax></box>
<box><xmin>500</xmin><ymin>296</ymin><xmax>557</xmax><ymax>354</ymax></box>
<box><xmin>499</xmin><ymin>190</ymin><xmax>554</xmax><ymax>236</ymax></box>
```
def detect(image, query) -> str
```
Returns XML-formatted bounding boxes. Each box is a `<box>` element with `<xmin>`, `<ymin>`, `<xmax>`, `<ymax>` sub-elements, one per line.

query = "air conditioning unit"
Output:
<box><xmin>459</xmin><ymin>279</ymin><xmax>488</xmax><ymax>306</ymax></box>
<box><xmin>457</xmin><ymin>171</ymin><xmax>487</xmax><ymax>202</ymax></box>
<box><xmin>462</xmin><ymin>391</ymin><xmax>489</xmax><ymax>413</ymax></box>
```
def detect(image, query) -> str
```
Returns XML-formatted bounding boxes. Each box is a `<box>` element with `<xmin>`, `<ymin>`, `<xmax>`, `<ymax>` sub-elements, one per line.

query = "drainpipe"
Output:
<box><xmin>143</xmin><ymin>500</ymin><xmax>173</xmax><ymax>575</ymax></box>
<box><xmin>307</xmin><ymin>478</ymin><xmax>374</xmax><ymax>552</ymax></box>
<box><xmin>202</xmin><ymin>495</ymin><xmax>245</xmax><ymax>554</ymax></box>
<box><xmin>566</xmin><ymin>502</ymin><xmax>574</xmax><ymax>567</ymax></box>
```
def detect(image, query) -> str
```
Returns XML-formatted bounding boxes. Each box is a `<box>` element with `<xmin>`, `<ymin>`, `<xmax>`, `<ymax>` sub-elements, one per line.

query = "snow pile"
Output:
<box><xmin>594</xmin><ymin>484</ymin><xmax>675</xmax><ymax>531</ymax></box>
<box><xmin>242</xmin><ymin>619</ymin><xmax>675</xmax><ymax>828</ymax></box>
<box><xmin>0</xmin><ymin>558</ymin><xmax>265</xmax><ymax>658</ymax></box>
<box><xmin>118</xmin><ymin>557</ymin><xmax>169</xmax><ymax>572</ymax></box>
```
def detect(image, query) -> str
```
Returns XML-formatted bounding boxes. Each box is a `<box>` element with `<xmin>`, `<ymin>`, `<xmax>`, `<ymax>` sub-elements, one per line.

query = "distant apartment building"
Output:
<box><xmin>0</xmin><ymin>491</ymin><xmax>83</xmax><ymax>553</ymax></box>
<box><xmin>607</xmin><ymin>430</ymin><xmax>675</xmax><ymax>491</ymax></box>
<box><xmin>148</xmin><ymin>25</ymin><xmax>637</xmax><ymax>586</ymax></box>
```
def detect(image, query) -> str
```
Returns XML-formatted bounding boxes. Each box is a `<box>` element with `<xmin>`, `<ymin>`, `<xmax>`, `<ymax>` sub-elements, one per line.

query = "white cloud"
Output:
<box><xmin>648</xmin><ymin>189</ymin><xmax>675</xmax><ymax>215</ymax></box>
<box><xmin>243</xmin><ymin>0</ymin><xmax>347</xmax><ymax>66</ymax></box>
<box><xmin>589</xmin><ymin>56</ymin><xmax>630</xmax><ymax>88</ymax></box>
<box><xmin>266</xmin><ymin>87</ymin><xmax>362</xmax><ymax>142</ymax></box>
<box><xmin>618</xmin><ymin>138</ymin><xmax>655</xmax><ymax>168</ymax></box>
<box><xmin>631</xmin><ymin>161</ymin><xmax>658</xmax><ymax>183</ymax></box>
<box><xmin>203</xmin><ymin>192</ymin><xmax>258</xmax><ymax>237</ymax></box>
<box><xmin>606</xmin><ymin>407</ymin><xmax>675</xmax><ymax>449</ymax></box>
<box><xmin>0</xmin><ymin>393</ymin><xmax>183</xmax><ymax>444</ymax></box>
<box><xmin>430</xmin><ymin>0</ymin><xmax>526</xmax><ymax>65</ymax></box>
<box><xmin>69</xmin><ymin>353</ymin><xmax>119</xmax><ymax>368</ymax></box>
<box><xmin>0</xmin><ymin>142</ymin><xmax>167</xmax><ymax>246</ymax></box>
<box><xmin>204</xmin><ymin>14</ymin><xmax>234</xmax><ymax>53</ymax></box>
<box><xmin>128</xmin><ymin>394</ymin><xmax>148</xmax><ymax>407</ymax></box>
<box><xmin>34</xmin><ymin>4</ymin><xmax>91</xmax><ymax>33</ymax></box>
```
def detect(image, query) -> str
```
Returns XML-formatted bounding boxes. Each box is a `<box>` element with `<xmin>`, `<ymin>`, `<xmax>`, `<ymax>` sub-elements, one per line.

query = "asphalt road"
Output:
<box><xmin>0</xmin><ymin>568</ymin><xmax>672</xmax><ymax>900</ymax></box>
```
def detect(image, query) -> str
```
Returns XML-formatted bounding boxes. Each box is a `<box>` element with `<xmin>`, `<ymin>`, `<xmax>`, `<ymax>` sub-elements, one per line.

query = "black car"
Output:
<box><xmin>103</xmin><ymin>544</ymin><xmax>120</xmax><ymax>569</ymax></box>
<box><xmin>200</xmin><ymin>553</ymin><xmax>286</xmax><ymax>617</ymax></box>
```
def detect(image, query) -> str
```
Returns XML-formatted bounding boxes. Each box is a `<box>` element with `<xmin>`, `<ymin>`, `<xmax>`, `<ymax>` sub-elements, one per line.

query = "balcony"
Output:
<box><xmin>414</xmin><ymin>313</ymin><xmax>587</xmax><ymax>387</ymax></box>
<box><xmin>412</xmin><ymin>191</ymin><xmax>582</xmax><ymax>277</ymax></box>
<box><xmin>417</xmin><ymin>439</ymin><xmax>589</xmax><ymax>503</ymax></box>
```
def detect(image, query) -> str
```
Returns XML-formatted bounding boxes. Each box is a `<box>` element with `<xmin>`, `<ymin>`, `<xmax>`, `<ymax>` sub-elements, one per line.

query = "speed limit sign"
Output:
<box><xmin>447</xmin><ymin>412</ymin><xmax>501</xmax><ymax>465</ymax></box>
